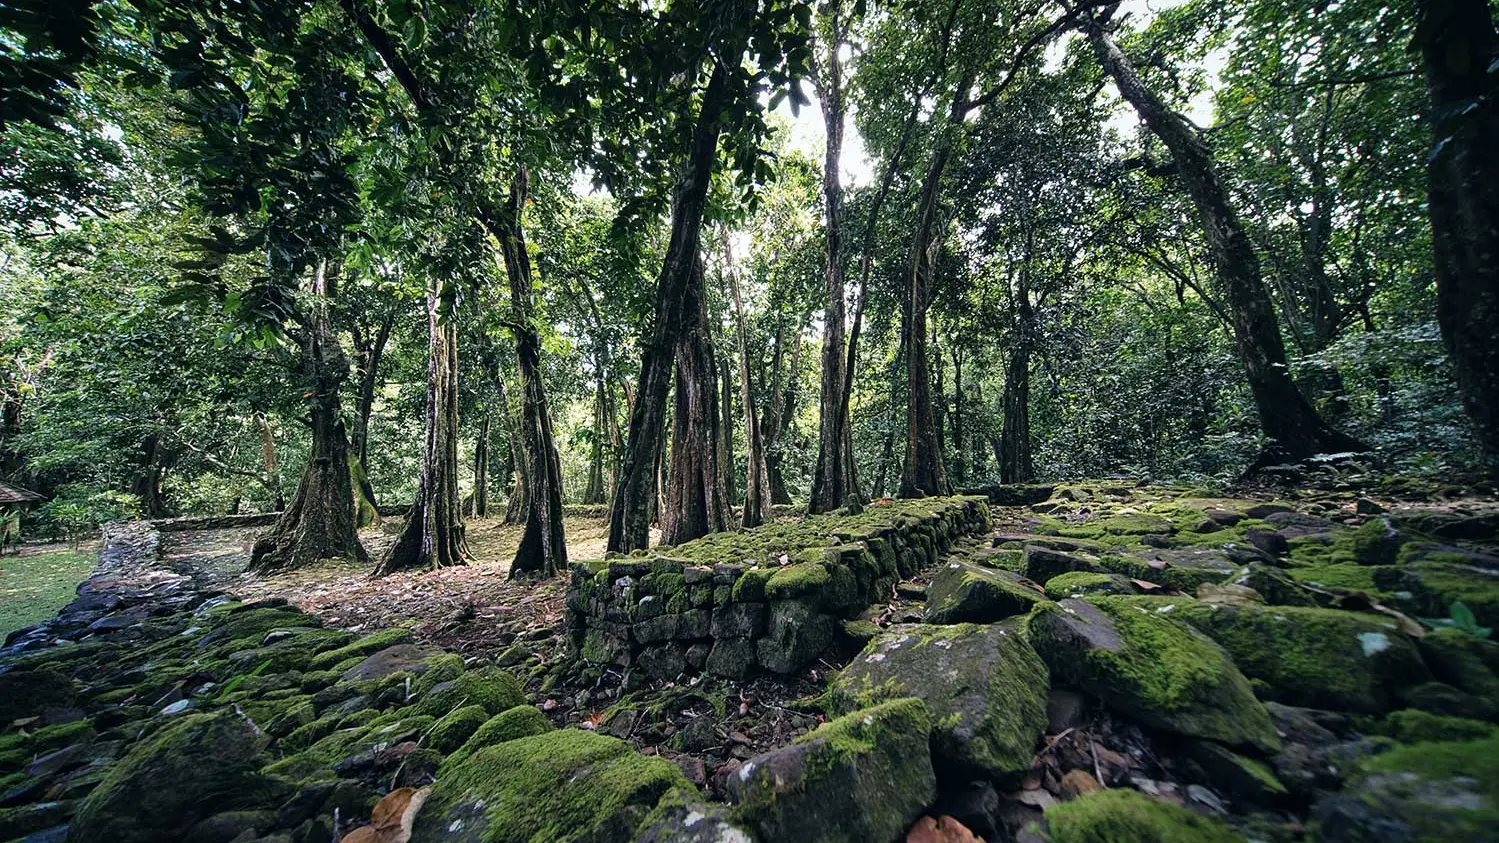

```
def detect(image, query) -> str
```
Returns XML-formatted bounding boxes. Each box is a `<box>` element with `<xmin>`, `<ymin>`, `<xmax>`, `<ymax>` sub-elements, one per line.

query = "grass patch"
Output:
<box><xmin>0</xmin><ymin>548</ymin><xmax>96</xmax><ymax>639</ymax></box>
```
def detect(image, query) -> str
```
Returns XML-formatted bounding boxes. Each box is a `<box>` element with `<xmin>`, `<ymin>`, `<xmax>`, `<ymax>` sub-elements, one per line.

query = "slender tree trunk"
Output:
<box><xmin>0</xmin><ymin>396</ymin><xmax>23</xmax><ymax>478</ymax></box>
<box><xmin>473</xmin><ymin>415</ymin><xmax>491</xmax><ymax>517</ymax></box>
<box><xmin>717</xmin><ymin>356</ymin><xmax>737</xmax><ymax>505</ymax></box>
<box><xmin>725</xmin><ymin>233</ymin><xmax>772</xmax><ymax>527</ymax></box>
<box><xmin>584</xmin><ymin>374</ymin><xmax>608</xmax><ymax>505</ymax></box>
<box><xmin>1000</xmin><ymin>337</ymin><xmax>1034</xmax><ymax>483</ymax></box>
<box><xmin>608</xmin><ymin>61</ymin><xmax>734</xmax><ymax>553</ymax></box>
<box><xmin>251</xmin><ymin>263</ymin><xmax>366</xmax><ymax>572</ymax></box>
<box><xmin>496</xmin><ymin>170</ymin><xmax>569</xmax><ymax>578</ymax></box>
<box><xmin>763</xmin><ymin>322</ymin><xmax>794</xmax><ymax>505</ymax></box>
<box><xmin>254</xmin><ymin>413</ymin><xmax>284</xmax><ymax>511</ymax></box>
<box><xmin>133</xmin><ymin>431</ymin><xmax>167</xmax><ymax>518</ymax></box>
<box><xmin>351</xmin><ymin>310</ymin><xmax>394</xmax><ymax>479</ymax></box>
<box><xmin>661</xmin><ymin>257</ymin><xmax>732</xmax><ymax>545</ymax></box>
<box><xmin>1085</xmin><ymin>17</ymin><xmax>1366</xmax><ymax>466</ymax></box>
<box><xmin>1415</xmin><ymin>0</ymin><xmax>1499</xmax><ymax>476</ymax></box>
<box><xmin>951</xmin><ymin>347</ymin><xmax>965</xmax><ymax>485</ymax></box>
<box><xmin>810</xmin><ymin>0</ymin><xmax>858</xmax><ymax>513</ymax></box>
<box><xmin>900</xmin><ymin>140</ymin><xmax>954</xmax><ymax>498</ymax></box>
<box><xmin>377</xmin><ymin>278</ymin><xmax>468</xmax><ymax>574</ymax></box>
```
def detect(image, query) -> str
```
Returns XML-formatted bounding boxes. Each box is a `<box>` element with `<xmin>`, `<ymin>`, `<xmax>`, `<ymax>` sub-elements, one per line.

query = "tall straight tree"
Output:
<box><xmin>809</xmin><ymin>0</ymin><xmax>860</xmax><ymax>512</ymax></box>
<box><xmin>377</xmin><ymin>270</ymin><xmax>469</xmax><ymax>573</ymax></box>
<box><xmin>499</xmin><ymin>170</ymin><xmax>569</xmax><ymax>577</ymax></box>
<box><xmin>1414</xmin><ymin>0</ymin><xmax>1499</xmax><ymax>476</ymax></box>
<box><xmin>1081</xmin><ymin>7</ymin><xmax>1367</xmax><ymax>466</ymax></box>
<box><xmin>723</xmin><ymin>230</ymin><xmax>773</xmax><ymax>527</ymax></box>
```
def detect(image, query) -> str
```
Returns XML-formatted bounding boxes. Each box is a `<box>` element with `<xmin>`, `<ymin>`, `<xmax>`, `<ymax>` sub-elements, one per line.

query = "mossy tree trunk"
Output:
<box><xmin>810</xmin><ymin>0</ymin><xmax>859</xmax><ymax>514</ymax></box>
<box><xmin>1085</xmin><ymin>15</ymin><xmax>1368</xmax><ymax>467</ymax></box>
<box><xmin>999</xmin><ymin>328</ymin><xmax>1034</xmax><ymax>484</ymax></box>
<box><xmin>473</xmin><ymin>414</ymin><xmax>491</xmax><ymax>517</ymax></box>
<box><xmin>608</xmin><ymin>61</ymin><xmax>732</xmax><ymax>553</ymax></box>
<box><xmin>717</xmin><ymin>355</ymin><xmax>737</xmax><ymax>505</ymax></box>
<box><xmin>661</xmin><ymin>256</ymin><xmax>733</xmax><ymax>545</ymax></box>
<box><xmin>724</xmin><ymin>232</ymin><xmax>772</xmax><ymax>528</ymax></box>
<box><xmin>499</xmin><ymin>170</ymin><xmax>568</xmax><ymax>579</ymax></box>
<box><xmin>251</xmin><ymin>263</ymin><xmax>367</xmax><ymax>572</ymax></box>
<box><xmin>1414</xmin><ymin>0</ymin><xmax>1499</xmax><ymax>477</ymax></box>
<box><xmin>900</xmin><ymin>136</ymin><xmax>954</xmax><ymax>499</ymax></box>
<box><xmin>376</xmin><ymin>278</ymin><xmax>468</xmax><ymax>574</ymax></box>
<box><xmin>350</xmin><ymin>308</ymin><xmax>393</xmax><ymax>486</ymax></box>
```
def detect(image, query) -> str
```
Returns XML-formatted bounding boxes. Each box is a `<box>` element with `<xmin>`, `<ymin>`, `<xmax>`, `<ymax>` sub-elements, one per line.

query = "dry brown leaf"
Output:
<box><xmin>906</xmin><ymin>815</ymin><xmax>985</xmax><ymax>843</ymax></box>
<box><xmin>1146</xmin><ymin>559</ymin><xmax>1169</xmax><ymax>570</ymax></box>
<box><xmin>340</xmin><ymin>786</ymin><xmax>431</xmax><ymax>843</ymax></box>
<box><xmin>1130</xmin><ymin>579</ymin><xmax>1162</xmax><ymax>591</ymax></box>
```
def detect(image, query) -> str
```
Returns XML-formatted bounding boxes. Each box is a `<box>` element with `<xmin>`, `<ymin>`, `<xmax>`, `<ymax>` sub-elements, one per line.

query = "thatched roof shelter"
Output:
<box><xmin>0</xmin><ymin>480</ymin><xmax>44</xmax><ymax>506</ymax></box>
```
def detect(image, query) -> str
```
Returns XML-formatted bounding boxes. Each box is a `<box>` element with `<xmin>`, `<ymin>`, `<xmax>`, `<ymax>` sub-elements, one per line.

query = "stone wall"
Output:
<box><xmin>565</xmin><ymin>496</ymin><xmax>992</xmax><ymax>680</ymax></box>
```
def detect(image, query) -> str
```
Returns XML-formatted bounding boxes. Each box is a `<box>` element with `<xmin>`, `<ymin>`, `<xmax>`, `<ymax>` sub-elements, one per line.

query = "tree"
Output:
<box><xmin>1413</xmin><ymin>0</ymin><xmax>1499</xmax><ymax>476</ymax></box>
<box><xmin>1081</xmin><ymin>5</ymin><xmax>1368</xmax><ymax>467</ymax></box>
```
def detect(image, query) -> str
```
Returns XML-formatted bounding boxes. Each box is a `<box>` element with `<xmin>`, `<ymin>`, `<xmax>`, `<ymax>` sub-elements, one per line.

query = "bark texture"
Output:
<box><xmin>1086</xmin><ymin>18</ymin><xmax>1367</xmax><ymax>466</ymax></box>
<box><xmin>376</xmin><ymin>281</ymin><xmax>468</xmax><ymax>574</ymax></box>
<box><xmin>1415</xmin><ymin>0</ymin><xmax>1499</xmax><ymax>475</ymax></box>
<box><xmin>725</xmin><ymin>234</ymin><xmax>772</xmax><ymax>527</ymax></box>
<box><xmin>608</xmin><ymin>61</ymin><xmax>733</xmax><ymax>553</ymax></box>
<box><xmin>499</xmin><ymin>170</ymin><xmax>569</xmax><ymax>578</ymax></box>
<box><xmin>900</xmin><ymin>139</ymin><xmax>954</xmax><ymax>498</ymax></box>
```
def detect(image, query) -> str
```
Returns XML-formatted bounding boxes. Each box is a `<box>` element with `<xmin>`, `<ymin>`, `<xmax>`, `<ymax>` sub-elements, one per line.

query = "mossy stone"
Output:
<box><xmin>0</xmin><ymin>669</ymin><xmax>77</xmax><ymax>724</ymax></box>
<box><xmin>1377</xmin><ymin>555</ymin><xmax>1499</xmax><ymax>628</ymax></box>
<box><xmin>1381</xmin><ymin>709</ymin><xmax>1498</xmax><ymax>743</ymax></box>
<box><xmin>308</xmin><ymin>627</ymin><xmax>415</xmax><ymax>671</ymax></box>
<box><xmin>67</xmin><ymin>713</ymin><xmax>286</xmax><ymax>843</ymax></box>
<box><xmin>430</xmin><ymin>705</ymin><xmax>491</xmax><ymax>753</ymax></box>
<box><xmin>728</xmin><ymin>698</ymin><xmax>937</xmax><ymax>843</ymax></box>
<box><xmin>1044</xmin><ymin>572</ymin><xmax>1138</xmax><ymax>600</ymax></box>
<box><xmin>1043</xmin><ymin>788</ymin><xmax>1242</xmax><ymax>843</ymax></box>
<box><xmin>923</xmin><ymin>561</ymin><xmax>1049</xmax><ymax>624</ymax></box>
<box><xmin>1027</xmin><ymin>599</ymin><xmax>1279</xmax><ymax>753</ymax></box>
<box><xmin>1109</xmin><ymin>597</ymin><xmax>1429</xmax><ymax>715</ymax></box>
<box><xmin>416</xmin><ymin>666</ymin><xmax>525</xmax><ymax>717</ymax></box>
<box><xmin>832</xmin><ymin>622</ymin><xmax>1048</xmax><ymax>779</ymax></box>
<box><xmin>1418</xmin><ymin>627</ymin><xmax>1499</xmax><ymax>701</ymax></box>
<box><xmin>414</xmin><ymin>729</ymin><xmax>687</xmax><ymax>843</ymax></box>
<box><xmin>1313</xmin><ymin>736</ymin><xmax>1499</xmax><ymax>843</ymax></box>
<box><xmin>445</xmin><ymin>705</ymin><xmax>554</xmax><ymax>769</ymax></box>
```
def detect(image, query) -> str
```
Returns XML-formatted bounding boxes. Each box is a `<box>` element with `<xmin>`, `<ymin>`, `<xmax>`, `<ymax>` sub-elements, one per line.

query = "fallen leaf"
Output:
<box><xmin>1146</xmin><ymin>559</ymin><xmax>1169</xmax><ymax>570</ymax></box>
<box><xmin>906</xmin><ymin>814</ymin><xmax>985</xmax><ymax>843</ymax></box>
<box><xmin>1014</xmin><ymin>788</ymin><xmax>1057</xmax><ymax>809</ymax></box>
<box><xmin>1130</xmin><ymin>579</ymin><xmax>1162</xmax><ymax>591</ymax></box>
<box><xmin>340</xmin><ymin>785</ymin><xmax>431</xmax><ymax>843</ymax></box>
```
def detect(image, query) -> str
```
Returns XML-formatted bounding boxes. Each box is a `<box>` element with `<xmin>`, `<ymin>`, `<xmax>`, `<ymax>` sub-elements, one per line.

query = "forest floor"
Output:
<box><xmin>0</xmin><ymin>542</ymin><xmax>99</xmax><ymax>639</ymax></box>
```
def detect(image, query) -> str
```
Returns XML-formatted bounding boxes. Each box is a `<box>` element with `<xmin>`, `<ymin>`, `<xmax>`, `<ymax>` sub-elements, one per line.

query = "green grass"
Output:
<box><xmin>0</xmin><ymin>548</ymin><xmax>96</xmax><ymax>639</ymax></box>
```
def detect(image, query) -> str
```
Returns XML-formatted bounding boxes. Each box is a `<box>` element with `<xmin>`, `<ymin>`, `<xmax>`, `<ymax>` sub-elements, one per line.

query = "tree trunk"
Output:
<box><xmin>661</xmin><ymin>256</ymin><xmax>733</xmax><ymax>545</ymax></box>
<box><xmin>250</xmin><ymin>263</ymin><xmax>366</xmax><ymax>572</ymax></box>
<box><xmin>497</xmin><ymin>170</ymin><xmax>569</xmax><ymax>578</ymax></box>
<box><xmin>810</xmin><ymin>0</ymin><xmax>858</xmax><ymax>513</ymax></box>
<box><xmin>132</xmin><ymin>431</ymin><xmax>168</xmax><ymax>518</ymax></box>
<box><xmin>900</xmin><ymin>140</ymin><xmax>954</xmax><ymax>498</ymax></box>
<box><xmin>1415</xmin><ymin>0</ymin><xmax>1499</xmax><ymax>475</ymax></box>
<box><xmin>473</xmin><ymin>415</ymin><xmax>491</xmax><ymax>517</ymax></box>
<box><xmin>725</xmin><ymin>233</ymin><xmax>772</xmax><ymax>527</ymax></box>
<box><xmin>1086</xmin><ymin>18</ymin><xmax>1366</xmax><ymax>466</ymax></box>
<box><xmin>376</xmin><ymin>278</ymin><xmax>469</xmax><ymax>574</ymax></box>
<box><xmin>951</xmin><ymin>347</ymin><xmax>965</xmax><ymax>485</ymax></box>
<box><xmin>999</xmin><ymin>338</ymin><xmax>1034</xmax><ymax>483</ymax></box>
<box><xmin>351</xmin><ymin>310</ymin><xmax>394</xmax><ymax>480</ymax></box>
<box><xmin>717</xmin><ymin>355</ymin><xmax>737</xmax><ymax>504</ymax></box>
<box><xmin>254</xmin><ymin>413</ymin><xmax>285</xmax><ymax>511</ymax></box>
<box><xmin>608</xmin><ymin>61</ymin><xmax>734</xmax><ymax>553</ymax></box>
<box><xmin>763</xmin><ymin>321</ymin><xmax>796</xmax><ymax>505</ymax></box>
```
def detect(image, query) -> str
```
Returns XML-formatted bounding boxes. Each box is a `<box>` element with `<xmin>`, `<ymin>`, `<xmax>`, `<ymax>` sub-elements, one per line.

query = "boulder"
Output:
<box><xmin>1043</xmin><ymin>572</ymin><xmax>1139</xmax><ymax>600</ymax></box>
<box><xmin>1109</xmin><ymin>597</ymin><xmax>1429</xmax><ymax>714</ymax></box>
<box><xmin>756</xmin><ymin>599</ymin><xmax>834</xmax><ymax>675</ymax></box>
<box><xmin>66</xmin><ymin>713</ymin><xmax>285</xmax><ymax>843</ymax></box>
<box><xmin>0</xmin><ymin>670</ymin><xmax>76</xmax><ymax>725</ymax></box>
<box><xmin>728</xmin><ymin>698</ymin><xmax>936</xmax><ymax>843</ymax></box>
<box><xmin>415</xmin><ymin>666</ymin><xmax>525</xmax><ymax>717</ymax></box>
<box><xmin>1041</xmin><ymin>788</ymin><xmax>1241</xmax><ymax>843</ymax></box>
<box><xmin>1027</xmin><ymin>599</ymin><xmax>1279</xmax><ymax>753</ymax></box>
<box><xmin>631</xmin><ymin>790</ymin><xmax>754</xmax><ymax>843</ymax></box>
<box><xmin>1312</xmin><ymin>736</ymin><xmax>1499</xmax><ymax>843</ymax></box>
<box><xmin>1023</xmin><ymin>546</ymin><xmax>1106</xmax><ymax>584</ymax></box>
<box><xmin>339</xmin><ymin>644</ymin><xmax>447</xmax><ymax>682</ymax></box>
<box><xmin>444</xmin><ymin>705</ymin><xmax>553</xmax><ymax>769</ymax></box>
<box><xmin>923</xmin><ymin>562</ymin><xmax>1048</xmax><ymax>624</ymax></box>
<box><xmin>413</xmin><ymin>729</ymin><xmax>686</xmax><ymax>843</ymax></box>
<box><xmin>832</xmin><ymin>623</ymin><xmax>1048</xmax><ymax>779</ymax></box>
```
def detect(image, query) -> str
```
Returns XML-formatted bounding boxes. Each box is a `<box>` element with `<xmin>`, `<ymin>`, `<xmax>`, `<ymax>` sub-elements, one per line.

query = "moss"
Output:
<box><xmin>1029</xmin><ymin>599</ymin><xmax>1279</xmax><ymax>753</ymax></box>
<box><xmin>1377</xmin><ymin>560</ymin><xmax>1499</xmax><ymax>628</ymax></box>
<box><xmin>924</xmin><ymin>562</ymin><xmax>1049</xmax><ymax>625</ymax></box>
<box><xmin>416</xmin><ymin>729</ymin><xmax>686</xmax><ymax>843</ymax></box>
<box><xmin>765</xmin><ymin>563</ymin><xmax>830</xmax><ymax>600</ymax></box>
<box><xmin>731</xmin><ymin>567</ymin><xmax>773</xmax><ymax>602</ymax></box>
<box><xmin>307</xmin><ymin>627</ymin><xmax>414</xmax><ymax>670</ymax></box>
<box><xmin>412</xmin><ymin>652</ymin><xmax>467</xmax><ymax>696</ymax></box>
<box><xmin>416</xmin><ymin>666</ymin><xmax>525</xmax><ymax>717</ymax></box>
<box><xmin>1283</xmin><ymin>562</ymin><xmax>1386</xmax><ymax>594</ymax></box>
<box><xmin>1381</xmin><ymin>709</ymin><xmax>1498</xmax><ymax>744</ymax></box>
<box><xmin>1341</xmin><ymin>736</ymin><xmax>1499</xmax><ymax>842</ymax></box>
<box><xmin>1106</xmin><ymin>597</ymin><xmax>1427</xmax><ymax>715</ymax></box>
<box><xmin>1043</xmin><ymin>788</ymin><xmax>1241</xmax><ymax>843</ymax></box>
<box><xmin>1097</xmin><ymin>556</ymin><xmax>1232</xmax><ymax>591</ymax></box>
<box><xmin>445</xmin><ymin>704</ymin><xmax>554</xmax><ymax>768</ymax></box>
<box><xmin>1045</xmin><ymin>572</ymin><xmax>1133</xmax><ymax>600</ymax></box>
<box><xmin>429</xmin><ymin>704</ymin><xmax>491</xmax><ymax>754</ymax></box>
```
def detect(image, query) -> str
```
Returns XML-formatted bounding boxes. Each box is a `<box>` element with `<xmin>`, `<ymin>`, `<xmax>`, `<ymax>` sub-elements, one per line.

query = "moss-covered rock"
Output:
<box><xmin>1042</xmin><ymin>788</ymin><xmax>1242</xmax><ymax>843</ymax></box>
<box><xmin>1024</xmin><ymin>546</ymin><xmax>1107</xmax><ymax>584</ymax></box>
<box><xmin>756</xmin><ymin>598</ymin><xmax>834</xmax><ymax>675</ymax></box>
<box><xmin>1027</xmin><ymin>599</ymin><xmax>1278</xmax><ymax>753</ymax></box>
<box><xmin>0</xmin><ymin>669</ymin><xmax>77</xmax><ymax>724</ymax></box>
<box><xmin>430</xmin><ymin>705</ymin><xmax>491</xmax><ymax>753</ymax></box>
<box><xmin>1381</xmin><ymin>709</ymin><xmax>1498</xmax><ymax>744</ymax></box>
<box><xmin>1313</xmin><ymin>736</ymin><xmax>1499</xmax><ymax>843</ymax></box>
<box><xmin>445</xmin><ymin>705</ymin><xmax>554</xmax><ymax>769</ymax></box>
<box><xmin>832</xmin><ymin>622</ymin><xmax>1048</xmax><ymax>779</ymax></box>
<box><xmin>633</xmin><ymin>787</ymin><xmax>756</xmax><ymax>843</ymax></box>
<box><xmin>413</xmin><ymin>729</ymin><xmax>686</xmax><ymax>843</ymax></box>
<box><xmin>924</xmin><ymin>561</ymin><xmax>1049</xmax><ymax>624</ymax></box>
<box><xmin>728</xmin><ymin>698</ymin><xmax>937</xmax><ymax>843</ymax></box>
<box><xmin>1044</xmin><ymin>572</ymin><xmax>1139</xmax><ymax>600</ymax></box>
<box><xmin>1418</xmin><ymin>627</ymin><xmax>1499</xmax><ymax>703</ymax></box>
<box><xmin>307</xmin><ymin>627</ymin><xmax>415</xmax><ymax>671</ymax></box>
<box><xmin>66</xmin><ymin>713</ymin><xmax>287</xmax><ymax>843</ymax></box>
<box><xmin>1377</xmin><ymin>553</ymin><xmax>1499</xmax><ymax>628</ymax></box>
<box><xmin>415</xmin><ymin>666</ymin><xmax>525</xmax><ymax>717</ymax></box>
<box><xmin>1108</xmin><ymin>597</ymin><xmax>1429</xmax><ymax>714</ymax></box>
